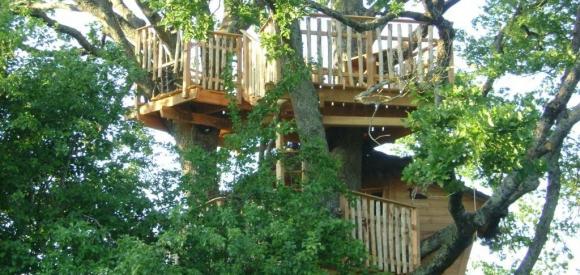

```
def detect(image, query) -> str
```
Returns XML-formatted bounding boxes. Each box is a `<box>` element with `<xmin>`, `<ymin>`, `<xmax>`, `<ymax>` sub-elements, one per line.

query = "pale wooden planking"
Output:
<box><xmin>317</xmin><ymin>18</ymin><xmax>323</xmax><ymax>84</ymax></box>
<box><xmin>375</xmin><ymin>200</ymin><xmax>383</xmax><ymax>270</ymax></box>
<box><xmin>221</xmin><ymin>37</ymin><xmax>229</xmax><ymax>90</ymax></box>
<box><xmin>387</xmin><ymin>24</ymin><xmax>394</xmax><ymax>81</ymax></box>
<box><xmin>346</xmin><ymin>27</ymin><xmax>354</xmax><ymax>87</ymax></box>
<box><xmin>397</xmin><ymin>24</ymin><xmax>405</xmax><ymax>77</ymax></box>
<box><xmin>377</xmin><ymin>28</ymin><xmax>384</xmax><ymax>82</ymax></box>
<box><xmin>357</xmin><ymin>32</ymin><xmax>364</xmax><ymax>87</ymax></box>
<box><xmin>327</xmin><ymin>20</ymin><xmax>333</xmax><ymax>86</ymax></box>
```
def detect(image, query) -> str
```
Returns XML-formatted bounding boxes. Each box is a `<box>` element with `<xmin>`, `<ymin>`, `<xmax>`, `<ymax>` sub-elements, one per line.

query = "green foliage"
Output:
<box><xmin>0</xmin><ymin>15</ymin><xmax>172</xmax><ymax>274</ymax></box>
<box><xmin>401</xmin><ymin>74</ymin><xmax>540</xmax><ymax>191</ymax></box>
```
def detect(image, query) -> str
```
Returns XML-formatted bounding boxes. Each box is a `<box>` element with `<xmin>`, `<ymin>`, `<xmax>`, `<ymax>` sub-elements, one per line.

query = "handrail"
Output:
<box><xmin>351</xmin><ymin>191</ymin><xmax>416</xmax><ymax>209</ymax></box>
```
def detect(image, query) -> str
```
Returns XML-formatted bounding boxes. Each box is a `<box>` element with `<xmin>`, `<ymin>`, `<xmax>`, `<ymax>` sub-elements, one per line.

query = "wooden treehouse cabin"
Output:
<box><xmin>132</xmin><ymin>15</ymin><xmax>485</xmax><ymax>274</ymax></box>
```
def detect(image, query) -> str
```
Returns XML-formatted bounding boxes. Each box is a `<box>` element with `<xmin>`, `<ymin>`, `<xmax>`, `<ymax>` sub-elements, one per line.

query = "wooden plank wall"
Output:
<box><xmin>362</xmin><ymin>175</ymin><xmax>485</xmax><ymax>275</ymax></box>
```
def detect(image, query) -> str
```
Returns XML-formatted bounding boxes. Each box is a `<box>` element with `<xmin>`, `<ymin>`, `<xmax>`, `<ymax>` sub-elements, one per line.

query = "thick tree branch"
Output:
<box><xmin>306</xmin><ymin>0</ymin><xmax>431</xmax><ymax>32</ymax></box>
<box><xmin>75</xmin><ymin>0</ymin><xmax>135</xmax><ymax>56</ymax></box>
<box><xmin>28</xmin><ymin>9</ymin><xmax>100</xmax><ymax>55</ymax></box>
<box><xmin>515</xmin><ymin>149</ymin><xmax>562</xmax><ymax>275</ymax></box>
<box><xmin>111</xmin><ymin>0</ymin><xmax>146</xmax><ymax>28</ymax></box>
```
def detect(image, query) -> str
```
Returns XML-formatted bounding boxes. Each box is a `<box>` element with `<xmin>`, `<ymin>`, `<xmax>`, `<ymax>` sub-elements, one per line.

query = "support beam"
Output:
<box><xmin>138</xmin><ymin>87</ymin><xmax>250</xmax><ymax>115</ymax></box>
<box><xmin>318</xmin><ymin>87</ymin><xmax>415</xmax><ymax>107</ymax></box>
<box><xmin>160</xmin><ymin>106</ymin><xmax>232</xmax><ymax>130</ymax></box>
<box><xmin>322</xmin><ymin>116</ymin><xmax>404</xmax><ymax>127</ymax></box>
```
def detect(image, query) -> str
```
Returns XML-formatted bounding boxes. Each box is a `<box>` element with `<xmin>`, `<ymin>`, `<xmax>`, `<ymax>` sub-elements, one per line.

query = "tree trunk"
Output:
<box><xmin>169</xmin><ymin>122</ymin><xmax>220</xmax><ymax>196</ymax></box>
<box><xmin>328</xmin><ymin>127</ymin><xmax>363</xmax><ymax>191</ymax></box>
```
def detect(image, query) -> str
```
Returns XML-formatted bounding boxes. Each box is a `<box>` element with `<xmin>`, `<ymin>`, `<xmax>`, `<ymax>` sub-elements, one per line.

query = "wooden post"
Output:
<box><xmin>365</xmin><ymin>31</ymin><xmax>375</xmax><ymax>86</ymax></box>
<box><xmin>182</xmin><ymin>41</ymin><xmax>191</xmax><ymax>98</ymax></box>
<box><xmin>275</xmin><ymin>132</ymin><xmax>284</xmax><ymax>184</ymax></box>
<box><xmin>397</xmin><ymin>24</ymin><xmax>405</xmax><ymax>77</ymax></box>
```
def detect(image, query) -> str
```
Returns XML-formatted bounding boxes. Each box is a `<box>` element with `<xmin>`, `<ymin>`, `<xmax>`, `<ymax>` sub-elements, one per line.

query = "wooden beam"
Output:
<box><xmin>160</xmin><ymin>106</ymin><xmax>232</xmax><ymax>130</ymax></box>
<box><xmin>138</xmin><ymin>87</ymin><xmax>251</xmax><ymax>116</ymax></box>
<box><xmin>322</xmin><ymin>116</ymin><xmax>404</xmax><ymax>127</ymax></box>
<box><xmin>136</xmin><ymin>113</ymin><xmax>168</xmax><ymax>132</ymax></box>
<box><xmin>318</xmin><ymin>88</ymin><xmax>415</xmax><ymax>107</ymax></box>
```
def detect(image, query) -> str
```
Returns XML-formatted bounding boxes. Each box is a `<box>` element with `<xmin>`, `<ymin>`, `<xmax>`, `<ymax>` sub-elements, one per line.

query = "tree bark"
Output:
<box><xmin>328</xmin><ymin>127</ymin><xmax>363</xmax><ymax>191</ymax></box>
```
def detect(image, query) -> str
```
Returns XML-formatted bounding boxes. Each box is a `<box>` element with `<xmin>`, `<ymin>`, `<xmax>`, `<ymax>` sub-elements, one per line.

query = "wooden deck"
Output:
<box><xmin>132</xmin><ymin>14</ymin><xmax>439</xmax><ymax>136</ymax></box>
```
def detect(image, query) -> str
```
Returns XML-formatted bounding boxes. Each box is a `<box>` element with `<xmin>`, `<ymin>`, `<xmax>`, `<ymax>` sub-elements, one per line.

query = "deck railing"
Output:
<box><xmin>341</xmin><ymin>191</ymin><xmax>420</xmax><ymax>273</ymax></box>
<box><xmin>295</xmin><ymin>15</ymin><xmax>437</xmax><ymax>90</ymax></box>
<box><xmin>134</xmin><ymin>15</ymin><xmax>438</xmax><ymax>104</ymax></box>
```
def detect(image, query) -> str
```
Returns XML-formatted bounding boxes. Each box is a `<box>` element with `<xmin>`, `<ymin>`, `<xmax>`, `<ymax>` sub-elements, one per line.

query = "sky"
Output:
<box><xmin>51</xmin><ymin>0</ymin><xmax>578</xmax><ymax>273</ymax></box>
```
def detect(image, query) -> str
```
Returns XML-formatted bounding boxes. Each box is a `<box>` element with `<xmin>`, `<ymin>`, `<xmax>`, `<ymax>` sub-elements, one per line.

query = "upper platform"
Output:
<box><xmin>132</xmin><ymin>15</ymin><xmax>440</xmax><ymax>141</ymax></box>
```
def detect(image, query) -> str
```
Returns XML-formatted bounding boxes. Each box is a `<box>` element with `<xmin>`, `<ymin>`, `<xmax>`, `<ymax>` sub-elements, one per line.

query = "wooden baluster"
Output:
<box><xmin>135</xmin><ymin>29</ymin><xmax>142</xmax><ymax>64</ymax></box>
<box><xmin>152</xmin><ymin>38</ymin><xmax>158</xmax><ymax>81</ymax></box>
<box><xmin>401</xmin><ymin>208</ymin><xmax>408</xmax><ymax>273</ymax></box>
<box><xmin>346</xmin><ymin>26</ymin><xmax>354</xmax><ymax>87</ymax></box>
<box><xmin>173</xmin><ymin>31</ymin><xmax>181</xmax><ymax>74</ymax></box>
<box><xmin>221</xmin><ymin>37</ymin><xmax>229</xmax><ymax>90</ymax></box>
<box><xmin>411</xmin><ymin>207</ymin><xmax>420</xmax><ymax>270</ymax></box>
<box><xmin>382</xmin><ymin>202</ymin><xmax>389</xmax><ymax>271</ymax></box>
<box><xmin>215</xmin><ymin>36</ymin><xmax>222</xmax><ymax>90</ymax></box>
<box><xmin>357</xmin><ymin>197</ymin><xmax>363</xmax><ymax>242</ymax></box>
<box><xmin>357</xmin><ymin>32</ymin><xmax>363</xmax><ymax>87</ymax></box>
<box><xmin>362</xmin><ymin>197</ymin><xmax>369</xmax><ymax>260</ymax></box>
<box><xmin>428</xmin><ymin>25</ymin><xmax>434</xmax><ymax>75</ymax></box>
<box><xmin>317</xmin><ymin>18</ymin><xmax>323</xmax><ymax>84</ymax></box>
<box><xmin>351</xmin><ymin>198</ymin><xmax>357</xmax><ymax>239</ymax></box>
<box><xmin>407</xmin><ymin>24</ymin><xmax>414</xmax><ymax>79</ymax></box>
<box><xmin>370</xmin><ymin>198</ymin><xmax>376</xmax><ymax>266</ymax></box>
<box><xmin>376</xmin><ymin>201</ymin><xmax>383</xmax><ymax>270</ymax></box>
<box><xmin>236</xmin><ymin>36</ymin><xmax>243</xmax><ymax>102</ymax></box>
<box><xmin>157</xmin><ymin>39</ymin><xmax>163</xmax><ymax>79</ymax></box>
<box><xmin>306</xmin><ymin>17</ymin><xmax>312</xmax><ymax>63</ymax></box>
<box><xmin>377</xmin><ymin>28</ymin><xmax>384</xmax><ymax>83</ymax></box>
<box><xmin>365</xmin><ymin>31</ymin><xmax>375</xmax><ymax>87</ymax></box>
<box><xmin>336</xmin><ymin>20</ymin><xmax>344</xmax><ymax>88</ymax></box>
<box><xmin>416</xmin><ymin>26</ymin><xmax>424</xmax><ymax>82</ymax></box>
<box><xmin>387</xmin><ymin>24</ymin><xmax>394</xmax><ymax>84</ymax></box>
<box><xmin>182</xmin><ymin>41</ymin><xmax>191</xmax><ymax>98</ymax></box>
<box><xmin>397</xmin><ymin>24</ymin><xmax>405</xmax><ymax>77</ymax></box>
<box><xmin>327</xmin><ymin>20</ymin><xmax>333</xmax><ymax>86</ymax></box>
<box><xmin>388</xmin><ymin>203</ymin><xmax>395</xmax><ymax>272</ymax></box>
<box><xmin>143</xmin><ymin>30</ymin><xmax>149</xmax><ymax>70</ymax></box>
<box><xmin>394</xmin><ymin>206</ymin><xmax>401</xmax><ymax>274</ymax></box>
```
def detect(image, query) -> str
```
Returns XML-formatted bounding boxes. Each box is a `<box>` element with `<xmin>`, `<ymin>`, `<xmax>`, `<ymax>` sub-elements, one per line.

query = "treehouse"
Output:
<box><xmin>132</xmin><ymin>14</ymin><xmax>484</xmax><ymax>274</ymax></box>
